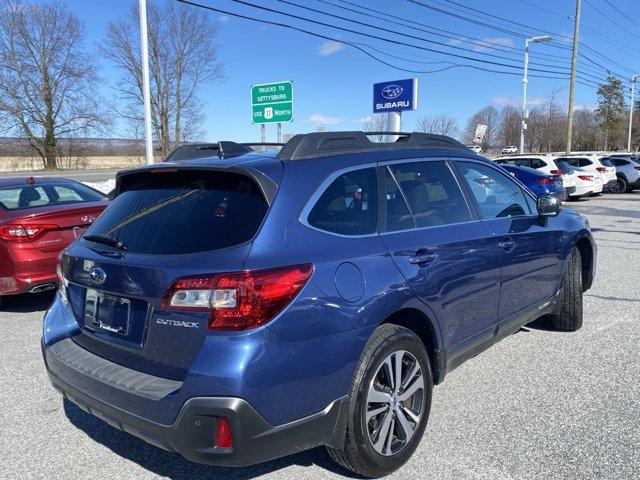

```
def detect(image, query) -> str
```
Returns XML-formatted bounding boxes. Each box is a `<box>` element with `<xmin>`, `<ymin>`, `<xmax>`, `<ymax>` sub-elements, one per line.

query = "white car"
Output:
<box><xmin>501</xmin><ymin>146</ymin><xmax>518</xmax><ymax>154</ymax></box>
<box><xmin>494</xmin><ymin>155</ymin><xmax>577</xmax><ymax>196</ymax></box>
<box><xmin>572</xmin><ymin>166</ymin><xmax>600</xmax><ymax>198</ymax></box>
<box><xmin>467</xmin><ymin>145</ymin><xmax>482</xmax><ymax>154</ymax></box>
<box><xmin>557</xmin><ymin>155</ymin><xmax>616</xmax><ymax>192</ymax></box>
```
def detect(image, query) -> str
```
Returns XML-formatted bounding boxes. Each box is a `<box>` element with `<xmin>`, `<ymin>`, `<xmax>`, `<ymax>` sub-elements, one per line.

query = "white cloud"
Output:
<box><xmin>317</xmin><ymin>41</ymin><xmax>345</xmax><ymax>56</ymax></box>
<box><xmin>219</xmin><ymin>15</ymin><xmax>229</xmax><ymax>23</ymax></box>
<box><xmin>491</xmin><ymin>95</ymin><xmax>545</xmax><ymax>107</ymax></box>
<box><xmin>307</xmin><ymin>114</ymin><xmax>346</xmax><ymax>125</ymax></box>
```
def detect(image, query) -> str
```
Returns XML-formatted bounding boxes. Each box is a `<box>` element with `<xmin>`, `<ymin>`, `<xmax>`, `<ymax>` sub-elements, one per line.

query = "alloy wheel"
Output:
<box><xmin>365</xmin><ymin>350</ymin><xmax>425</xmax><ymax>456</ymax></box>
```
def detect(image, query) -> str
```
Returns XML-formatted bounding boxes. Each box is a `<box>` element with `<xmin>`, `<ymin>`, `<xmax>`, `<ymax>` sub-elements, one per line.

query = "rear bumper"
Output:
<box><xmin>564</xmin><ymin>186</ymin><xmax>576</xmax><ymax>195</ymax></box>
<box><xmin>46</xmin><ymin>358</ymin><xmax>347</xmax><ymax>467</ymax></box>
<box><xmin>0</xmin><ymin>243</ymin><xmax>58</xmax><ymax>295</ymax></box>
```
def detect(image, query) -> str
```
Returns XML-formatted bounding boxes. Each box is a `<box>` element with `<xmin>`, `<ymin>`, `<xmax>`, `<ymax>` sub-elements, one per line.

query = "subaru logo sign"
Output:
<box><xmin>89</xmin><ymin>267</ymin><xmax>107</xmax><ymax>285</ymax></box>
<box><xmin>381</xmin><ymin>84</ymin><xmax>403</xmax><ymax>100</ymax></box>
<box><xmin>81</xmin><ymin>215</ymin><xmax>95</xmax><ymax>224</ymax></box>
<box><xmin>373</xmin><ymin>78</ymin><xmax>418</xmax><ymax>113</ymax></box>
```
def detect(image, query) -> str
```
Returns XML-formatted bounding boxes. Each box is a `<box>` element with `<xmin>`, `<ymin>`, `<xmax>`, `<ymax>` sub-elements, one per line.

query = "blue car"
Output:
<box><xmin>42</xmin><ymin>132</ymin><xmax>596</xmax><ymax>478</ymax></box>
<box><xmin>498</xmin><ymin>163</ymin><xmax>567</xmax><ymax>201</ymax></box>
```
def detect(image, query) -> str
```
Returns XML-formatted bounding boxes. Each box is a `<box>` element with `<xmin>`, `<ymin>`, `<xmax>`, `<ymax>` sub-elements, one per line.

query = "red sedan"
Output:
<box><xmin>0</xmin><ymin>177</ymin><xmax>110</xmax><ymax>306</ymax></box>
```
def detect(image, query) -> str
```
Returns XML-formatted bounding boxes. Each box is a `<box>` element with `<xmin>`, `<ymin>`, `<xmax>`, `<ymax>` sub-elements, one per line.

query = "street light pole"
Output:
<box><xmin>139</xmin><ymin>0</ymin><xmax>154</xmax><ymax>165</ymax></box>
<box><xmin>520</xmin><ymin>36</ymin><xmax>552</xmax><ymax>154</ymax></box>
<box><xmin>628</xmin><ymin>75</ymin><xmax>637</xmax><ymax>152</ymax></box>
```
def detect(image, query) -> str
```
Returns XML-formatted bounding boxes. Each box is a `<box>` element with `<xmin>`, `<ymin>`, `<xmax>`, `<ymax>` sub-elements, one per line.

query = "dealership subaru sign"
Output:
<box><xmin>373</xmin><ymin>78</ymin><xmax>418</xmax><ymax>113</ymax></box>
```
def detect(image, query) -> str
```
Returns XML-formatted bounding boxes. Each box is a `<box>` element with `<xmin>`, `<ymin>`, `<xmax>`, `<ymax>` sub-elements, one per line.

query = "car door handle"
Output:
<box><xmin>498</xmin><ymin>238</ymin><xmax>516</xmax><ymax>252</ymax></box>
<box><xmin>409</xmin><ymin>250</ymin><xmax>437</xmax><ymax>265</ymax></box>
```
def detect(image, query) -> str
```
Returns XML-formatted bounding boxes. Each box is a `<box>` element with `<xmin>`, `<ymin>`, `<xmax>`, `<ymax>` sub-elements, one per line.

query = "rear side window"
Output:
<box><xmin>0</xmin><ymin>182</ymin><xmax>104</xmax><ymax>211</ymax></box>
<box><xmin>308</xmin><ymin>168</ymin><xmax>378</xmax><ymax>236</ymax></box>
<box><xmin>611</xmin><ymin>158</ymin><xmax>628</xmax><ymax>167</ymax></box>
<box><xmin>458</xmin><ymin>162</ymin><xmax>532</xmax><ymax>219</ymax></box>
<box><xmin>85</xmin><ymin>171</ymin><xmax>268</xmax><ymax>254</ymax></box>
<box><xmin>389</xmin><ymin>161</ymin><xmax>471</xmax><ymax>228</ymax></box>
<box><xmin>530</xmin><ymin>158</ymin><xmax>545</xmax><ymax>169</ymax></box>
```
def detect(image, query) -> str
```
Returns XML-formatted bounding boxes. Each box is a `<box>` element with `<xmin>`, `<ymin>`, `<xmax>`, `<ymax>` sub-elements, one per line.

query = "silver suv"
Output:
<box><xmin>606</xmin><ymin>155</ymin><xmax>640</xmax><ymax>192</ymax></box>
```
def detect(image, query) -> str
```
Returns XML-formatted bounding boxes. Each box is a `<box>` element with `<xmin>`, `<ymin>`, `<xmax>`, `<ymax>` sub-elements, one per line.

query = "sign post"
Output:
<box><xmin>251</xmin><ymin>81</ymin><xmax>293</xmax><ymax>143</ymax></box>
<box><xmin>372</xmin><ymin>78</ymin><xmax>418</xmax><ymax>141</ymax></box>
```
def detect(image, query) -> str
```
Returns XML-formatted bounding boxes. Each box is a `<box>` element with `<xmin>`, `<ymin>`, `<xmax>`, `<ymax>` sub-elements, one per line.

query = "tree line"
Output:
<box><xmin>0</xmin><ymin>0</ymin><xmax>222</xmax><ymax>169</ymax></box>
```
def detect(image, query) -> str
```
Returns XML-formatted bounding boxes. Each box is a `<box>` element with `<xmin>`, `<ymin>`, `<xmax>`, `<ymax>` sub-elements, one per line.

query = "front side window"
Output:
<box><xmin>308</xmin><ymin>168</ymin><xmax>378</xmax><ymax>235</ymax></box>
<box><xmin>388</xmin><ymin>161</ymin><xmax>471</xmax><ymax>228</ymax></box>
<box><xmin>384</xmin><ymin>168</ymin><xmax>413</xmax><ymax>231</ymax></box>
<box><xmin>457</xmin><ymin>162</ymin><xmax>532</xmax><ymax>219</ymax></box>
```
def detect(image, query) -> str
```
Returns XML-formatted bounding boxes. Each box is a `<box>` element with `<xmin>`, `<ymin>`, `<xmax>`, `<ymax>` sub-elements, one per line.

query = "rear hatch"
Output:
<box><xmin>61</xmin><ymin>168</ymin><xmax>273</xmax><ymax>380</ymax></box>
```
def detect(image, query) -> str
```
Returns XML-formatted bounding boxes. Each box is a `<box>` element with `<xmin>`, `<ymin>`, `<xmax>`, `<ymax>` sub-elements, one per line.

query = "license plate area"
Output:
<box><xmin>84</xmin><ymin>289</ymin><xmax>132</xmax><ymax>336</ymax></box>
<box><xmin>554</xmin><ymin>180</ymin><xmax>563</xmax><ymax>189</ymax></box>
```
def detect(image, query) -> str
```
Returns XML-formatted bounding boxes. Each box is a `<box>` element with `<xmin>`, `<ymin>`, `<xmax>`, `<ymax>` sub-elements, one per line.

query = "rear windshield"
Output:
<box><xmin>600</xmin><ymin>158</ymin><xmax>614</xmax><ymax>167</ymax></box>
<box><xmin>84</xmin><ymin>170</ymin><xmax>268</xmax><ymax>255</ymax></box>
<box><xmin>0</xmin><ymin>182</ymin><xmax>105</xmax><ymax>211</ymax></box>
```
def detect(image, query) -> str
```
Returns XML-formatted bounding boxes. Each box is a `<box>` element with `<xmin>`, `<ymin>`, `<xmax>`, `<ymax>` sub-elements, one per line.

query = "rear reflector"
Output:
<box><xmin>215</xmin><ymin>417</ymin><xmax>233</xmax><ymax>448</ymax></box>
<box><xmin>0</xmin><ymin>223</ymin><xmax>58</xmax><ymax>242</ymax></box>
<box><xmin>578</xmin><ymin>175</ymin><xmax>593</xmax><ymax>181</ymax></box>
<box><xmin>549</xmin><ymin>169</ymin><xmax>561</xmax><ymax>175</ymax></box>
<box><xmin>162</xmin><ymin>264</ymin><xmax>314</xmax><ymax>331</ymax></box>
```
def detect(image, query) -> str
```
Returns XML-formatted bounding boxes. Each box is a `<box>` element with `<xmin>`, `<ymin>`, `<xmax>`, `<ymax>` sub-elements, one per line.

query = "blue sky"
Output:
<box><xmin>66</xmin><ymin>0</ymin><xmax>640</xmax><ymax>142</ymax></box>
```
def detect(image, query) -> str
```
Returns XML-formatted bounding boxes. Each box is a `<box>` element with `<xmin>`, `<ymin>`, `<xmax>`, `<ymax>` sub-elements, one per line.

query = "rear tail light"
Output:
<box><xmin>0</xmin><ymin>223</ymin><xmax>58</xmax><ymax>242</ymax></box>
<box><xmin>596</xmin><ymin>167</ymin><xmax>607</xmax><ymax>173</ymax></box>
<box><xmin>578</xmin><ymin>175</ymin><xmax>593</xmax><ymax>181</ymax></box>
<box><xmin>549</xmin><ymin>169</ymin><xmax>561</xmax><ymax>175</ymax></box>
<box><xmin>215</xmin><ymin>417</ymin><xmax>233</xmax><ymax>448</ymax></box>
<box><xmin>537</xmin><ymin>177</ymin><xmax>555</xmax><ymax>185</ymax></box>
<box><xmin>161</xmin><ymin>264</ymin><xmax>314</xmax><ymax>330</ymax></box>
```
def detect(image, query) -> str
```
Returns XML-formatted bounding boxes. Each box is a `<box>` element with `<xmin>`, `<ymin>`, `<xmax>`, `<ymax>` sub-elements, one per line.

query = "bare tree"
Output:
<box><xmin>572</xmin><ymin>108</ymin><xmax>600</xmax><ymax>151</ymax></box>
<box><xmin>542</xmin><ymin>87</ymin><xmax>566</xmax><ymax>152</ymax></box>
<box><xmin>102</xmin><ymin>1</ymin><xmax>223</xmax><ymax>158</ymax></box>
<box><xmin>416</xmin><ymin>113</ymin><xmax>459</xmax><ymax>138</ymax></box>
<box><xmin>0</xmin><ymin>0</ymin><xmax>106</xmax><ymax>169</ymax></box>
<box><xmin>497</xmin><ymin>106</ymin><xmax>521</xmax><ymax>148</ymax></box>
<box><xmin>524</xmin><ymin>107</ymin><xmax>545</xmax><ymax>153</ymax></box>
<box><xmin>360</xmin><ymin>114</ymin><xmax>388</xmax><ymax>141</ymax></box>
<box><xmin>462</xmin><ymin>106</ymin><xmax>499</xmax><ymax>152</ymax></box>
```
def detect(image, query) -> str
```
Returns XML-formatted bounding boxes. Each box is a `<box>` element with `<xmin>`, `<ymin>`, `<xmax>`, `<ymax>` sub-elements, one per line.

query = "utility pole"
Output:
<box><xmin>565</xmin><ymin>0</ymin><xmax>582</xmax><ymax>154</ymax></box>
<box><xmin>520</xmin><ymin>36</ymin><xmax>552</xmax><ymax>154</ymax></box>
<box><xmin>628</xmin><ymin>75</ymin><xmax>637</xmax><ymax>152</ymax></box>
<box><xmin>139</xmin><ymin>0</ymin><xmax>154</xmax><ymax>164</ymax></box>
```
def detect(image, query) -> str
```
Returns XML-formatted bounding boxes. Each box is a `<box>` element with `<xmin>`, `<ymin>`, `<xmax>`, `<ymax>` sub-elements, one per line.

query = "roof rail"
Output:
<box><xmin>276</xmin><ymin>131</ymin><xmax>468</xmax><ymax>160</ymax></box>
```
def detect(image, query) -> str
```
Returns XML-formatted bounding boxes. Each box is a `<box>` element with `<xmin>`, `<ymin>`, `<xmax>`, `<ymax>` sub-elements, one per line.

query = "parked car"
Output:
<box><xmin>605</xmin><ymin>155</ymin><xmax>640</xmax><ymax>192</ymax></box>
<box><xmin>498</xmin><ymin>164</ymin><xmax>566</xmax><ymax>201</ymax></box>
<box><xmin>570</xmin><ymin>166</ymin><xmax>601</xmax><ymax>199</ymax></box>
<box><xmin>557</xmin><ymin>155</ymin><xmax>616</xmax><ymax>193</ymax></box>
<box><xmin>467</xmin><ymin>144</ymin><xmax>482</xmax><ymax>154</ymax></box>
<box><xmin>494</xmin><ymin>155</ymin><xmax>577</xmax><ymax>198</ymax></box>
<box><xmin>0</xmin><ymin>177</ymin><xmax>109</xmax><ymax>307</ymax></box>
<box><xmin>501</xmin><ymin>145</ymin><xmax>518</xmax><ymax>154</ymax></box>
<box><xmin>42</xmin><ymin>132</ymin><xmax>596</xmax><ymax>478</ymax></box>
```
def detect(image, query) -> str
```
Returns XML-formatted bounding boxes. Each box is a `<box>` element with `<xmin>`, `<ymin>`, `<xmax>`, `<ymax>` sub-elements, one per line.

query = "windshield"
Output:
<box><xmin>84</xmin><ymin>171</ymin><xmax>268</xmax><ymax>255</ymax></box>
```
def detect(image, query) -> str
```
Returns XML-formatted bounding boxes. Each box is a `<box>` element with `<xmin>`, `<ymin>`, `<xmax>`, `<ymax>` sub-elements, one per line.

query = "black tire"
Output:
<box><xmin>552</xmin><ymin>248</ymin><xmax>583</xmax><ymax>331</ymax></box>
<box><xmin>327</xmin><ymin>324</ymin><xmax>433</xmax><ymax>478</ymax></box>
<box><xmin>610</xmin><ymin>176</ymin><xmax>628</xmax><ymax>194</ymax></box>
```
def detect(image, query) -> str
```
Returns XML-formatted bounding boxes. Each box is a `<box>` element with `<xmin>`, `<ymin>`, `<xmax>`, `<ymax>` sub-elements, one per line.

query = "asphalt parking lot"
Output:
<box><xmin>1</xmin><ymin>192</ymin><xmax>639</xmax><ymax>480</ymax></box>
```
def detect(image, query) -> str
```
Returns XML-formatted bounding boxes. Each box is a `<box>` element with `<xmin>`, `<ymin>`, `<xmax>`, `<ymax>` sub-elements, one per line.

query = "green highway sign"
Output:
<box><xmin>251</xmin><ymin>81</ymin><xmax>293</xmax><ymax>124</ymax></box>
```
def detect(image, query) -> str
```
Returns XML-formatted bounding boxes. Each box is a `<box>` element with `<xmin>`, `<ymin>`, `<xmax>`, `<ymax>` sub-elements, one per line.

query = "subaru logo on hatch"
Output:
<box><xmin>81</xmin><ymin>215</ymin><xmax>95</xmax><ymax>224</ymax></box>
<box><xmin>89</xmin><ymin>267</ymin><xmax>107</xmax><ymax>285</ymax></box>
<box><xmin>381</xmin><ymin>84</ymin><xmax>403</xmax><ymax>100</ymax></box>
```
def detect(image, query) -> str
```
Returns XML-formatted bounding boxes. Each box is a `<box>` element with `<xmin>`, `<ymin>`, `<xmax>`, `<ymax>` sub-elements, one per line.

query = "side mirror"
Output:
<box><xmin>537</xmin><ymin>195</ymin><xmax>561</xmax><ymax>217</ymax></box>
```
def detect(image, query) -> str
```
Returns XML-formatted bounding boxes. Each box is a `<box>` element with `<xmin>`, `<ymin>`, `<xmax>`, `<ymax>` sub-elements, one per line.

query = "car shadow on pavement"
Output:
<box><xmin>63</xmin><ymin>399</ymin><xmax>362</xmax><ymax>480</ymax></box>
<box><xmin>0</xmin><ymin>291</ymin><xmax>55</xmax><ymax>313</ymax></box>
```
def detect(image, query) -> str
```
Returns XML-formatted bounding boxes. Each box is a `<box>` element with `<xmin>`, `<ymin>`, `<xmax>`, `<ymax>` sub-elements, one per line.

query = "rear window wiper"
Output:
<box><xmin>83</xmin><ymin>233</ymin><xmax>127</xmax><ymax>250</ymax></box>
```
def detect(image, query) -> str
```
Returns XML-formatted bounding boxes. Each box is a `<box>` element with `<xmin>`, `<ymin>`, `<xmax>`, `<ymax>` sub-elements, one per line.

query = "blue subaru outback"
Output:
<box><xmin>42</xmin><ymin>132</ymin><xmax>596</xmax><ymax>478</ymax></box>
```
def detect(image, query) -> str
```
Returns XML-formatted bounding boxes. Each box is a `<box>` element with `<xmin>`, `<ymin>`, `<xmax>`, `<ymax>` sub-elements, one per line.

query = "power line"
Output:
<box><xmin>175</xmin><ymin>0</ymin><xmax>601</xmax><ymax>90</ymax></box>
<box><xmin>512</xmin><ymin>0</ymin><xmax>572</xmax><ymax>19</ymax></box>
<box><xmin>586</xmin><ymin>0</ymin><xmax>640</xmax><ymax>40</ymax></box>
